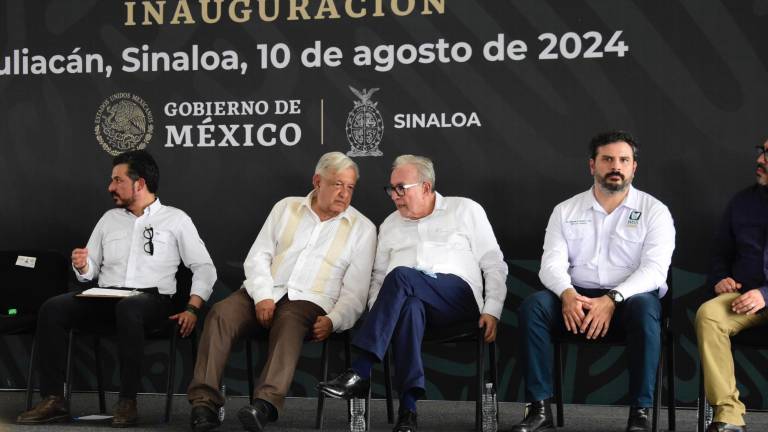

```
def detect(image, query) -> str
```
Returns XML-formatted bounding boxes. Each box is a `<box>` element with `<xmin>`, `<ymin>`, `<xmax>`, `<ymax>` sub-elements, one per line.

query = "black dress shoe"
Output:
<box><xmin>503</xmin><ymin>399</ymin><xmax>555</xmax><ymax>432</ymax></box>
<box><xmin>237</xmin><ymin>399</ymin><xmax>275</xmax><ymax>432</ymax></box>
<box><xmin>190</xmin><ymin>405</ymin><xmax>221</xmax><ymax>432</ymax></box>
<box><xmin>393</xmin><ymin>409</ymin><xmax>417</xmax><ymax>432</ymax></box>
<box><xmin>317</xmin><ymin>368</ymin><xmax>370</xmax><ymax>399</ymax></box>
<box><xmin>707</xmin><ymin>422</ymin><xmax>747</xmax><ymax>432</ymax></box>
<box><xmin>626</xmin><ymin>407</ymin><xmax>650</xmax><ymax>432</ymax></box>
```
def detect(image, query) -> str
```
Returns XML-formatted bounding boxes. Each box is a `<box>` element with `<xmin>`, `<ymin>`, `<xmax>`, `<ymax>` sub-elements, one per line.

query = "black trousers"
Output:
<box><xmin>35</xmin><ymin>291</ymin><xmax>172</xmax><ymax>400</ymax></box>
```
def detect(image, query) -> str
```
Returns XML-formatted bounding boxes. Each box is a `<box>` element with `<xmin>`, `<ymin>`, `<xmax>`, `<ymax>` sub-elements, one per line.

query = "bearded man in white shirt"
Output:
<box><xmin>318</xmin><ymin>154</ymin><xmax>508</xmax><ymax>432</ymax></box>
<box><xmin>506</xmin><ymin>131</ymin><xmax>675</xmax><ymax>432</ymax></box>
<box><xmin>187</xmin><ymin>152</ymin><xmax>376</xmax><ymax>432</ymax></box>
<box><xmin>17</xmin><ymin>150</ymin><xmax>218</xmax><ymax>428</ymax></box>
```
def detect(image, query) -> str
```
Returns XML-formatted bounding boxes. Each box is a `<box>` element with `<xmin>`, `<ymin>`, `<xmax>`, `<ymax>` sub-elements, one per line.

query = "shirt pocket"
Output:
<box><xmin>102</xmin><ymin>230</ymin><xmax>129</xmax><ymax>264</ymax></box>
<box><xmin>563</xmin><ymin>225</ymin><xmax>591</xmax><ymax>265</ymax></box>
<box><xmin>609</xmin><ymin>227</ymin><xmax>645</xmax><ymax>269</ymax></box>
<box><xmin>427</xmin><ymin>227</ymin><xmax>471</xmax><ymax>251</ymax></box>
<box><xmin>151</xmin><ymin>229</ymin><xmax>174</xmax><ymax>257</ymax></box>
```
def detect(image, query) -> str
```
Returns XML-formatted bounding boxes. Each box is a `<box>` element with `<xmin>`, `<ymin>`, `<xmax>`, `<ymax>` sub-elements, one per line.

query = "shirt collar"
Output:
<box><xmin>583</xmin><ymin>185</ymin><xmax>638</xmax><ymax>213</ymax></box>
<box><xmin>124</xmin><ymin>197</ymin><xmax>163</xmax><ymax>217</ymax></box>
<box><xmin>303</xmin><ymin>190</ymin><xmax>353</xmax><ymax>222</ymax></box>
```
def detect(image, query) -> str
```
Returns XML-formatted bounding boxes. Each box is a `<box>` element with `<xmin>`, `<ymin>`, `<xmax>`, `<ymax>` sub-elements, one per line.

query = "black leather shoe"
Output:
<box><xmin>707</xmin><ymin>422</ymin><xmax>747</xmax><ymax>432</ymax></box>
<box><xmin>237</xmin><ymin>399</ymin><xmax>274</xmax><ymax>432</ymax></box>
<box><xmin>503</xmin><ymin>399</ymin><xmax>555</xmax><ymax>432</ymax></box>
<box><xmin>317</xmin><ymin>368</ymin><xmax>370</xmax><ymax>399</ymax></box>
<box><xmin>393</xmin><ymin>409</ymin><xmax>417</xmax><ymax>432</ymax></box>
<box><xmin>626</xmin><ymin>407</ymin><xmax>650</xmax><ymax>432</ymax></box>
<box><xmin>190</xmin><ymin>405</ymin><xmax>221</xmax><ymax>432</ymax></box>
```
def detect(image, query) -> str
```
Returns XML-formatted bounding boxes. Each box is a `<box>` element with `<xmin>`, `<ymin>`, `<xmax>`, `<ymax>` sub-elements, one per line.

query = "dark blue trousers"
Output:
<box><xmin>519</xmin><ymin>288</ymin><xmax>661</xmax><ymax>407</ymax></box>
<box><xmin>352</xmin><ymin>266</ymin><xmax>479</xmax><ymax>397</ymax></box>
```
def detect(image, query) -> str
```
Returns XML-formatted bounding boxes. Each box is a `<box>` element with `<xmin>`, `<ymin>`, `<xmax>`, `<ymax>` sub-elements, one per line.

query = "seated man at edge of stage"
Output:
<box><xmin>694</xmin><ymin>138</ymin><xmax>768</xmax><ymax>432</ymax></box>
<box><xmin>17</xmin><ymin>149</ymin><xmax>218</xmax><ymax>427</ymax></box>
<box><xmin>505</xmin><ymin>131</ymin><xmax>675</xmax><ymax>432</ymax></box>
<box><xmin>187</xmin><ymin>151</ymin><xmax>376</xmax><ymax>432</ymax></box>
<box><xmin>318</xmin><ymin>154</ymin><xmax>508</xmax><ymax>432</ymax></box>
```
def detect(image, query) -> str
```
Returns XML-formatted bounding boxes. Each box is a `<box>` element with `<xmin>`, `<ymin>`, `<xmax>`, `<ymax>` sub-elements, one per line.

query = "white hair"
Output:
<box><xmin>315</xmin><ymin>152</ymin><xmax>359</xmax><ymax>179</ymax></box>
<box><xmin>393</xmin><ymin>154</ymin><xmax>435</xmax><ymax>187</ymax></box>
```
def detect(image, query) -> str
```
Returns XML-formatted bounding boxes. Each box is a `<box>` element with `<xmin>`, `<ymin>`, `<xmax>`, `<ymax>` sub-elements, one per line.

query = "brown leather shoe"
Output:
<box><xmin>111</xmin><ymin>398</ymin><xmax>138</xmax><ymax>428</ymax></box>
<box><xmin>16</xmin><ymin>395</ymin><xmax>70</xmax><ymax>424</ymax></box>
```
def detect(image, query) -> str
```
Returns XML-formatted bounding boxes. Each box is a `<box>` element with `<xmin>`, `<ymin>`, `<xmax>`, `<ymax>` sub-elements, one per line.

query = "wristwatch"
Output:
<box><xmin>606</xmin><ymin>289</ymin><xmax>624</xmax><ymax>304</ymax></box>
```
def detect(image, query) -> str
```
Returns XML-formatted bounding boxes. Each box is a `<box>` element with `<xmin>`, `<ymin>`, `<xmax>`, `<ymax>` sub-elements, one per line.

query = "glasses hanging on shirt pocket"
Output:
<box><xmin>143</xmin><ymin>226</ymin><xmax>154</xmax><ymax>256</ymax></box>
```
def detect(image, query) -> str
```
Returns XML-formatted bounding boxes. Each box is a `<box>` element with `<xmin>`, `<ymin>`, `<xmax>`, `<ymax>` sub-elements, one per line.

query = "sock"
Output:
<box><xmin>351</xmin><ymin>351</ymin><xmax>377</xmax><ymax>379</ymax></box>
<box><xmin>400</xmin><ymin>389</ymin><xmax>419</xmax><ymax>412</ymax></box>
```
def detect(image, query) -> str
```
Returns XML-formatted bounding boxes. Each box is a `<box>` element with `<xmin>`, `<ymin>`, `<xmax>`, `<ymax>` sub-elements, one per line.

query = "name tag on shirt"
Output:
<box><xmin>627</xmin><ymin>211</ymin><xmax>642</xmax><ymax>227</ymax></box>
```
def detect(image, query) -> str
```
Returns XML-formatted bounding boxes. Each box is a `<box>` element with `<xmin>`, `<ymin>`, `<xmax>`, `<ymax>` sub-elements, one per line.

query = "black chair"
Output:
<box><xmin>64</xmin><ymin>265</ymin><xmax>197</xmax><ymax>423</ymax></box>
<box><xmin>0</xmin><ymin>250</ymin><xmax>69</xmax><ymax>410</ymax></box>
<box><xmin>380</xmin><ymin>320</ymin><xmax>499</xmax><ymax>432</ymax></box>
<box><xmin>552</xmin><ymin>284</ymin><xmax>676</xmax><ymax>432</ymax></box>
<box><xmin>696</xmin><ymin>325</ymin><xmax>767</xmax><ymax>432</ymax></box>
<box><xmin>245</xmin><ymin>329</ymin><xmax>353</xmax><ymax>429</ymax></box>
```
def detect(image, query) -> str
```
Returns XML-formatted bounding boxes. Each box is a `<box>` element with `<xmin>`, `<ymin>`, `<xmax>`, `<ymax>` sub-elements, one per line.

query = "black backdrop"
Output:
<box><xmin>2</xmin><ymin>0</ymin><xmax>768</xmax><ymax>408</ymax></box>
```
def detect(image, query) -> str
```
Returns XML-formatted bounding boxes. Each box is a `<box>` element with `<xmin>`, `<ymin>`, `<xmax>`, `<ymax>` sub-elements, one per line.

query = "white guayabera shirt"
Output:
<box><xmin>242</xmin><ymin>192</ymin><xmax>377</xmax><ymax>332</ymax></box>
<box><xmin>369</xmin><ymin>192</ymin><xmax>508</xmax><ymax>319</ymax></box>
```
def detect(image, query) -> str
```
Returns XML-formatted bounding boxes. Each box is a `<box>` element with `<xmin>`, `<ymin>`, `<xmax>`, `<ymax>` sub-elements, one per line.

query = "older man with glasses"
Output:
<box><xmin>318</xmin><ymin>154</ymin><xmax>508</xmax><ymax>432</ymax></box>
<box><xmin>695</xmin><ymin>139</ymin><xmax>768</xmax><ymax>432</ymax></box>
<box><xmin>17</xmin><ymin>150</ymin><xmax>217</xmax><ymax>427</ymax></box>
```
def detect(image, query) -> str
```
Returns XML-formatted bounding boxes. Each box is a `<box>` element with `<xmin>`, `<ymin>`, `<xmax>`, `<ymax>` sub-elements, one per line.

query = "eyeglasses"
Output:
<box><xmin>756</xmin><ymin>146</ymin><xmax>768</xmax><ymax>161</ymax></box>
<box><xmin>143</xmin><ymin>226</ymin><xmax>154</xmax><ymax>256</ymax></box>
<box><xmin>384</xmin><ymin>182</ymin><xmax>421</xmax><ymax>197</ymax></box>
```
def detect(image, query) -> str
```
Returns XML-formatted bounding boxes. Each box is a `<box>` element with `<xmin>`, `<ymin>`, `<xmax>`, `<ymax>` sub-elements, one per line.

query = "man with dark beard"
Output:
<box><xmin>694</xmin><ymin>140</ymin><xmax>768</xmax><ymax>432</ymax></box>
<box><xmin>505</xmin><ymin>131</ymin><xmax>675</xmax><ymax>432</ymax></box>
<box><xmin>17</xmin><ymin>150</ymin><xmax>217</xmax><ymax>427</ymax></box>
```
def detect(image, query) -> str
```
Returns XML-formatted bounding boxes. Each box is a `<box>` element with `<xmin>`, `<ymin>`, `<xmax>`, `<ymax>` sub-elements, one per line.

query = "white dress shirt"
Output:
<box><xmin>242</xmin><ymin>192</ymin><xmax>377</xmax><ymax>331</ymax></box>
<box><xmin>369</xmin><ymin>193</ymin><xmax>508</xmax><ymax>319</ymax></box>
<box><xmin>76</xmin><ymin>199</ymin><xmax>217</xmax><ymax>300</ymax></box>
<box><xmin>539</xmin><ymin>185</ymin><xmax>675</xmax><ymax>298</ymax></box>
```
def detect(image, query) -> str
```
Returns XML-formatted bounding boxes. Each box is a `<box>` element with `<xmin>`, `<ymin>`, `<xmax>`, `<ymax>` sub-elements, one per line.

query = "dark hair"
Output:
<box><xmin>112</xmin><ymin>150</ymin><xmax>160</xmax><ymax>193</ymax></box>
<box><xmin>589</xmin><ymin>131</ymin><xmax>639</xmax><ymax>160</ymax></box>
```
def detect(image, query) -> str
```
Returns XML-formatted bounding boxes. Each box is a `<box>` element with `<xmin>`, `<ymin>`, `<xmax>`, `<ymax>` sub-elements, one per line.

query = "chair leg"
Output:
<box><xmin>165</xmin><ymin>325</ymin><xmax>178</xmax><ymax>423</ymax></box>
<box><xmin>553</xmin><ymin>342</ymin><xmax>564</xmax><ymax>427</ymax></box>
<box><xmin>697</xmin><ymin>368</ymin><xmax>706</xmax><ymax>432</ymax></box>
<box><xmin>65</xmin><ymin>330</ymin><xmax>74</xmax><ymax>403</ymax></box>
<box><xmin>246</xmin><ymin>338</ymin><xmax>255</xmax><ymax>405</ymax></box>
<box><xmin>315</xmin><ymin>338</ymin><xmax>329</xmax><ymax>429</ymax></box>
<box><xmin>475</xmin><ymin>333</ymin><xmax>486</xmax><ymax>432</ymax></box>
<box><xmin>94</xmin><ymin>336</ymin><xmax>106</xmax><ymax>414</ymax></box>
<box><xmin>26</xmin><ymin>336</ymin><xmax>36</xmax><ymax>410</ymax></box>
<box><xmin>383</xmin><ymin>350</ymin><xmax>394</xmax><ymax>424</ymax></box>
<box><xmin>490</xmin><ymin>341</ymin><xmax>499</xmax><ymax>423</ymax></box>
<box><xmin>666</xmin><ymin>331</ymin><xmax>676</xmax><ymax>430</ymax></box>
<box><xmin>652</xmin><ymin>345</ymin><xmax>663</xmax><ymax>432</ymax></box>
<box><xmin>365</xmin><ymin>383</ymin><xmax>372</xmax><ymax>431</ymax></box>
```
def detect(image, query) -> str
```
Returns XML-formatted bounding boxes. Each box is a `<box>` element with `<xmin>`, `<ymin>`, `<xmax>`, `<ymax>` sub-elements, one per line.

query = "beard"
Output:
<box><xmin>112</xmin><ymin>191</ymin><xmax>135</xmax><ymax>208</ymax></box>
<box><xmin>596</xmin><ymin>171</ymin><xmax>632</xmax><ymax>194</ymax></box>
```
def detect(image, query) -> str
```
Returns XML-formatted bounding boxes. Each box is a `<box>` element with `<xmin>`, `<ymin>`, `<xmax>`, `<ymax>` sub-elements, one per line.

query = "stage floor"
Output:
<box><xmin>1</xmin><ymin>391</ymin><xmax>766</xmax><ymax>431</ymax></box>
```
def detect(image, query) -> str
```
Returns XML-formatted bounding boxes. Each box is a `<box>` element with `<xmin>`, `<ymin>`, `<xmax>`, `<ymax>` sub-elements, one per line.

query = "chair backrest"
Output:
<box><xmin>0</xmin><ymin>250</ymin><xmax>69</xmax><ymax>316</ymax></box>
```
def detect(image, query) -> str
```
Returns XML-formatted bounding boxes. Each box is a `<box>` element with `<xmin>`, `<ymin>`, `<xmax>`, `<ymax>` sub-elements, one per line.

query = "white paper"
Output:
<box><xmin>15</xmin><ymin>255</ymin><xmax>37</xmax><ymax>268</ymax></box>
<box><xmin>76</xmin><ymin>414</ymin><xmax>113</xmax><ymax>420</ymax></box>
<box><xmin>78</xmin><ymin>288</ymin><xmax>140</xmax><ymax>298</ymax></box>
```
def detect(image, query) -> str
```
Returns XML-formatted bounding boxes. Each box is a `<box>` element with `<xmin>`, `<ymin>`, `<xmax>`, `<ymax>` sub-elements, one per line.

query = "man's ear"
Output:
<box><xmin>312</xmin><ymin>174</ymin><xmax>321</xmax><ymax>189</ymax></box>
<box><xmin>134</xmin><ymin>177</ymin><xmax>146</xmax><ymax>192</ymax></box>
<box><xmin>589</xmin><ymin>158</ymin><xmax>596</xmax><ymax>176</ymax></box>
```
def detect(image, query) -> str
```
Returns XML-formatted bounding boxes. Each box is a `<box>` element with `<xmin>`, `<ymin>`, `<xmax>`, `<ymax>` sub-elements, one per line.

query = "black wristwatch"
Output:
<box><xmin>606</xmin><ymin>290</ymin><xmax>624</xmax><ymax>304</ymax></box>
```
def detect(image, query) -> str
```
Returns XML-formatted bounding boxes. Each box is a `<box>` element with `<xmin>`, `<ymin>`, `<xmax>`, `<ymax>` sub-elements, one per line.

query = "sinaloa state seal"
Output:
<box><xmin>345</xmin><ymin>86</ymin><xmax>383</xmax><ymax>157</ymax></box>
<box><xmin>94</xmin><ymin>93</ymin><xmax>153</xmax><ymax>155</ymax></box>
